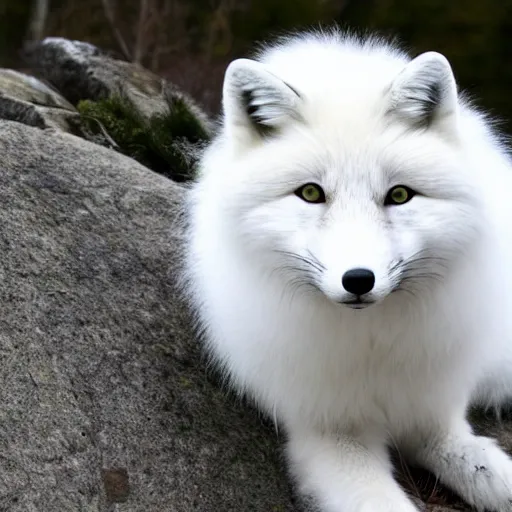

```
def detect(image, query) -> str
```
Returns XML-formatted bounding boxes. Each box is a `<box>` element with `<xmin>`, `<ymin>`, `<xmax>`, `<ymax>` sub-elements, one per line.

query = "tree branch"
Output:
<box><xmin>100</xmin><ymin>0</ymin><xmax>132</xmax><ymax>61</ymax></box>
<box><xmin>26</xmin><ymin>0</ymin><xmax>49</xmax><ymax>43</ymax></box>
<box><xmin>134</xmin><ymin>0</ymin><xmax>150</xmax><ymax>64</ymax></box>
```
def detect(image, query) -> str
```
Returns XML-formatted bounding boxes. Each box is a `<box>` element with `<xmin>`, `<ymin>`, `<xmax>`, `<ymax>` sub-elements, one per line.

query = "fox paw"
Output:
<box><xmin>437</xmin><ymin>435</ymin><xmax>512</xmax><ymax>511</ymax></box>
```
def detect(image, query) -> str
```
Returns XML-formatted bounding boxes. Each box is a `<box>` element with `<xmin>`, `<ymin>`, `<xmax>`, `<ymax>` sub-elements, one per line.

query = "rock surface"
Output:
<box><xmin>22</xmin><ymin>37</ymin><xmax>213</xmax><ymax>183</ymax></box>
<box><xmin>0</xmin><ymin>121</ymin><xmax>297</xmax><ymax>512</ymax></box>
<box><xmin>0</xmin><ymin>68</ymin><xmax>80</xmax><ymax>133</ymax></box>
<box><xmin>25</xmin><ymin>37</ymin><xmax>214</xmax><ymax>137</ymax></box>
<box><xmin>0</xmin><ymin>35</ymin><xmax>510</xmax><ymax>512</ymax></box>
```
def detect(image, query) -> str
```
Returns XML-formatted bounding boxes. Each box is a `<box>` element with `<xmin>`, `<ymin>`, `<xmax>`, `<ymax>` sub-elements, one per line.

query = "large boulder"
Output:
<box><xmin>0</xmin><ymin>121</ymin><xmax>297</xmax><ymax>511</ymax></box>
<box><xmin>24</xmin><ymin>37</ymin><xmax>213</xmax><ymax>133</ymax></box>
<box><xmin>23</xmin><ymin>38</ymin><xmax>214</xmax><ymax>182</ymax></box>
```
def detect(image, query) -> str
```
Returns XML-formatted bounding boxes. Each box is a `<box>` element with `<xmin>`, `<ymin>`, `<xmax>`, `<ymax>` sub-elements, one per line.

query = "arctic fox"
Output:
<box><xmin>184</xmin><ymin>28</ymin><xmax>512</xmax><ymax>511</ymax></box>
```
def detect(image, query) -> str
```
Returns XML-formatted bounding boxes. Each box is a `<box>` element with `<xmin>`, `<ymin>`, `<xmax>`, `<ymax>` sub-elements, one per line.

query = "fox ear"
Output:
<box><xmin>388</xmin><ymin>51</ymin><xmax>458</xmax><ymax>132</ymax></box>
<box><xmin>222</xmin><ymin>58</ymin><xmax>302</xmax><ymax>145</ymax></box>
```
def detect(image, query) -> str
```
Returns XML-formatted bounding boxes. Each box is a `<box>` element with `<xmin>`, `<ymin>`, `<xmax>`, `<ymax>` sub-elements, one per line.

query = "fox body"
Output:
<box><xmin>184</xmin><ymin>29</ymin><xmax>512</xmax><ymax>511</ymax></box>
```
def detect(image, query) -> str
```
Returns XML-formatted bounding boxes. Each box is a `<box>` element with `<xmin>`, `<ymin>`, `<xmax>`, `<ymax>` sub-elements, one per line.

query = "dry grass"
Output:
<box><xmin>391</xmin><ymin>449</ymin><xmax>469</xmax><ymax>510</ymax></box>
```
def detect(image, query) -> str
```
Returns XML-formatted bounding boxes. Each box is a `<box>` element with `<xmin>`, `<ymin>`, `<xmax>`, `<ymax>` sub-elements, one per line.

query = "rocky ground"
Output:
<box><xmin>0</xmin><ymin>37</ymin><xmax>510</xmax><ymax>511</ymax></box>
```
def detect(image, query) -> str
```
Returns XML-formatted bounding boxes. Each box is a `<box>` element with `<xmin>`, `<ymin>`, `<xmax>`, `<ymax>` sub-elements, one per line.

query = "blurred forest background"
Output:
<box><xmin>1</xmin><ymin>0</ymin><xmax>511</xmax><ymax>132</ymax></box>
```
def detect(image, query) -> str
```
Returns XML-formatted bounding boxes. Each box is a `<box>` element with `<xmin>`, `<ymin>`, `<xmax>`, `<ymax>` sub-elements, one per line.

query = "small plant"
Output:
<box><xmin>77</xmin><ymin>93</ymin><xmax>211</xmax><ymax>182</ymax></box>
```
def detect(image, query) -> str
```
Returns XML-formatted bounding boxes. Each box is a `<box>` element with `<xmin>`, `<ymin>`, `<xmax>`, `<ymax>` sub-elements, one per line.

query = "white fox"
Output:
<box><xmin>184</xmin><ymin>29</ymin><xmax>512</xmax><ymax>511</ymax></box>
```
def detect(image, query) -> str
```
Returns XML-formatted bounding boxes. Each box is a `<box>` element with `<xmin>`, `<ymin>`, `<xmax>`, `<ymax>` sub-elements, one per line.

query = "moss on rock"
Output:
<box><xmin>77</xmin><ymin>94</ymin><xmax>210</xmax><ymax>182</ymax></box>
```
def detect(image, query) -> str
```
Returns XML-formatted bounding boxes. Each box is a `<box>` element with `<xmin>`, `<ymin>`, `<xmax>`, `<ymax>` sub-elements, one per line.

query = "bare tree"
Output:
<box><xmin>134</xmin><ymin>0</ymin><xmax>150</xmax><ymax>64</ymax></box>
<box><xmin>205</xmin><ymin>0</ymin><xmax>236</xmax><ymax>60</ymax></box>
<box><xmin>100</xmin><ymin>0</ymin><xmax>132</xmax><ymax>60</ymax></box>
<box><xmin>26</xmin><ymin>0</ymin><xmax>50</xmax><ymax>43</ymax></box>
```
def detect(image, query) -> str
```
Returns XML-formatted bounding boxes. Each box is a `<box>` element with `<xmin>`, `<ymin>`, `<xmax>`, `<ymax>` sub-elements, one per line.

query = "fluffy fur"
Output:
<box><xmin>184</xmin><ymin>28</ymin><xmax>512</xmax><ymax>511</ymax></box>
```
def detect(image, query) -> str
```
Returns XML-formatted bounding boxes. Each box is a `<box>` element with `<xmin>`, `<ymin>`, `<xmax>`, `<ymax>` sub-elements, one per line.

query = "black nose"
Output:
<box><xmin>342</xmin><ymin>268</ymin><xmax>375</xmax><ymax>295</ymax></box>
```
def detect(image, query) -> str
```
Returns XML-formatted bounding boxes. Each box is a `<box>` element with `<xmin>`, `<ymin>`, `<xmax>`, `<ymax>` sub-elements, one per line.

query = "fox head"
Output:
<box><xmin>205</xmin><ymin>35</ymin><xmax>484</xmax><ymax>309</ymax></box>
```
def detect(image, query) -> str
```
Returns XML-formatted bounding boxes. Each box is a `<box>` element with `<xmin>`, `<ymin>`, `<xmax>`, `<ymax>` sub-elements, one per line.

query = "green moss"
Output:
<box><xmin>77</xmin><ymin>94</ymin><xmax>210</xmax><ymax>182</ymax></box>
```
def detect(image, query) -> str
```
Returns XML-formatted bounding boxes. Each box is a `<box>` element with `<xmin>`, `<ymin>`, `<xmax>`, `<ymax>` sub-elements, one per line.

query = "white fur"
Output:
<box><xmin>184</xmin><ymin>29</ymin><xmax>512</xmax><ymax>511</ymax></box>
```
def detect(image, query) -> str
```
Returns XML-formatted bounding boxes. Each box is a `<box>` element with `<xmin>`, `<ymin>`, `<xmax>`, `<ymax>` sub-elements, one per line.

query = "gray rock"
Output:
<box><xmin>0</xmin><ymin>68</ymin><xmax>80</xmax><ymax>133</ymax></box>
<box><xmin>22</xmin><ymin>37</ymin><xmax>213</xmax><ymax>182</ymax></box>
<box><xmin>24</xmin><ymin>37</ymin><xmax>214</xmax><ymax>136</ymax></box>
<box><xmin>0</xmin><ymin>121</ymin><xmax>297</xmax><ymax>512</ymax></box>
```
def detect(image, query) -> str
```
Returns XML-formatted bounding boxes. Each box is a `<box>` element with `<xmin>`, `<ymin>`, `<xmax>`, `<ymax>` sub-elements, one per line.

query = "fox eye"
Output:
<box><xmin>295</xmin><ymin>183</ymin><xmax>326</xmax><ymax>204</ymax></box>
<box><xmin>384</xmin><ymin>185</ymin><xmax>416</xmax><ymax>206</ymax></box>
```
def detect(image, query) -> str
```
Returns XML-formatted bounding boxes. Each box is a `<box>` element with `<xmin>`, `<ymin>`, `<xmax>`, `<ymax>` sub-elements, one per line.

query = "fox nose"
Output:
<box><xmin>342</xmin><ymin>268</ymin><xmax>375</xmax><ymax>295</ymax></box>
